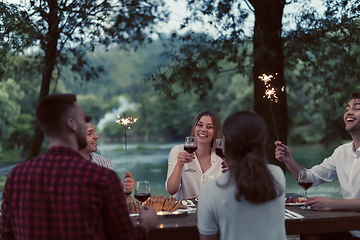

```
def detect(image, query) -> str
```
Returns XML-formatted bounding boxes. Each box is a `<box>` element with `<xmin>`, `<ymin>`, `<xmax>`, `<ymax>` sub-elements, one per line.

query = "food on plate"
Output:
<box><xmin>285</xmin><ymin>197</ymin><xmax>306</xmax><ymax>204</ymax></box>
<box><xmin>146</xmin><ymin>195</ymin><xmax>188</xmax><ymax>211</ymax></box>
<box><xmin>126</xmin><ymin>195</ymin><xmax>187</xmax><ymax>213</ymax></box>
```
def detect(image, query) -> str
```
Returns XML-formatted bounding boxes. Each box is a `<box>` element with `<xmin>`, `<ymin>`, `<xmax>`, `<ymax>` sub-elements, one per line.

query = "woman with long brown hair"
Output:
<box><xmin>198</xmin><ymin>110</ymin><xmax>286</xmax><ymax>240</ymax></box>
<box><xmin>165</xmin><ymin>110</ymin><xmax>223</xmax><ymax>200</ymax></box>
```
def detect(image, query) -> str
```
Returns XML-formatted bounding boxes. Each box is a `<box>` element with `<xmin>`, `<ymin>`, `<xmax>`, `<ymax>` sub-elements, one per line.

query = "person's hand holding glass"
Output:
<box><xmin>184</xmin><ymin>137</ymin><xmax>197</xmax><ymax>172</ymax></box>
<box><xmin>298</xmin><ymin>169</ymin><xmax>313</xmax><ymax>209</ymax></box>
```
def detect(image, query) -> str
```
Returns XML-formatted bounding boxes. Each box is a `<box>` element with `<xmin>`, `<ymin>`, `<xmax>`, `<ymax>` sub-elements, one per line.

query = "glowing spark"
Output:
<box><xmin>265</xmin><ymin>88</ymin><xmax>278</xmax><ymax>103</ymax></box>
<box><xmin>116</xmin><ymin>116</ymin><xmax>139</xmax><ymax>129</ymax></box>
<box><xmin>258</xmin><ymin>74</ymin><xmax>283</xmax><ymax>102</ymax></box>
<box><xmin>115</xmin><ymin>115</ymin><xmax>139</xmax><ymax>170</ymax></box>
<box><xmin>258</xmin><ymin>73</ymin><xmax>274</xmax><ymax>85</ymax></box>
<box><xmin>258</xmin><ymin>73</ymin><xmax>284</xmax><ymax>140</ymax></box>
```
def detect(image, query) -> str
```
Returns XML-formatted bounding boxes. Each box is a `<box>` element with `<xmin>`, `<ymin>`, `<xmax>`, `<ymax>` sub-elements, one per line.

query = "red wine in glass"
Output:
<box><xmin>135</xmin><ymin>193</ymin><xmax>151</xmax><ymax>203</ymax></box>
<box><xmin>215</xmin><ymin>139</ymin><xmax>225</xmax><ymax>158</ymax></box>
<box><xmin>135</xmin><ymin>181</ymin><xmax>151</xmax><ymax>204</ymax></box>
<box><xmin>184</xmin><ymin>137</ymin><xmax>197</xmax><ymax>172</ymax></box>
<box><xmin>298</xmin><ymin>170</ymin><xmax>313</xmax><ymax>209</ymax></box>
<box><xmin>215</xmin><ymin>147</ymin><xmax>224</xmax><ymax>158</ymax></box>
<box><xmin>184</xmin><ymin>146</ymin><xmax>197</xmax><ymax>153</ymax></box>
<box><xmin>298</xmin><ymin>182</ymin><xmax>313</xmax><ymax>191</ymax></box>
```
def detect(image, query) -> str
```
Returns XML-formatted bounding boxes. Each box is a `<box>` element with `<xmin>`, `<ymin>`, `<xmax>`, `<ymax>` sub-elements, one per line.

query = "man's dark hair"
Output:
<box><xmin>85</xmin><ymin>116</ymin><xmax>92</xmax><ymax>123</ymax></box>
<box><xmin>36</xmin><ymin>94</ymin><xmax>77</xmax><ymax>136</ymax></box>
<box><xmin>350</xmin><ymin>92</ymin><xmax>360</xmax><ymax>100</ymax></box>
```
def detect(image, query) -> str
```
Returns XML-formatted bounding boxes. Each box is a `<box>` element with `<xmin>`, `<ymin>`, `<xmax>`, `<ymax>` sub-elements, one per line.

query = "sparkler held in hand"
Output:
<box><xmin>258</xmin><ymin>73</ymin><xmax>285</xmax><ymax>140</ymax></box>
<box><xmin>115</xmin><ymin>114</ymin><xmax>139</xmax><ymax>170</ymax></box>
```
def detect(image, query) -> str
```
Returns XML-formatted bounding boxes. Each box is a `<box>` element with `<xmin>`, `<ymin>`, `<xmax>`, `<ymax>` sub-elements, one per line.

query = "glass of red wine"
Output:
<box><xmin>134</xmin><ymin>181</ymin><xmax>151</xmax><ymax>205</ymax></box>
<box><xmin>184</xmin><ymin>137</ymin><xmax>197</xmax><ymax>172</ymax></box>
<box><xmin>298</xmin><ymin>169</ymin><xmax>313</xmax><ymax>209</ymax></box>
<box><xmin>215</xmin><ymin>139</ymin><xmax>224</xmax><ymax>158</ymax></box>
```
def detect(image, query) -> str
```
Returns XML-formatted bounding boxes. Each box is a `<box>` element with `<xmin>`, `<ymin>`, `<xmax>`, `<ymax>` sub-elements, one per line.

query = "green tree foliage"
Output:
<box><xmin>147</xmin><ymin>0</ymin><xmax>287</xmax><ymax>166</ymax></box>
<box><xmin>0</xmin><ymin>79</ymin><xmax>24</xmax><ymax>141</ymax></box>
<box><xmin>0</xmin><ymin>54</ymin><xmax>67</xmax><ymax>156</ymax></box>
<box><xmin>4</xmin><ymin>0</ymin><xmax>360</xmax><ymax>164</ymax></box>
<box><xmin>2</xmin><ymin>114</ymin><xmax>34</xmax><ymax>151</ymax></box>
<box><xmin>0</xmin><ymin>2</ymin><xmax>35</xmax><ymax>77</ymax></box>
<box><xmin>41</xmin><ymin>37</ymin><xmax>253</xmax><ymax>145</ymax></box>
<box><xmin>77</xmin><ymin>94</ymin><xmax>103</xmax><ymax>123</ymax></box>
<box><xmin>1</xmin><ymin>0</ymin><xmax>169</xmax><ymax>158</ymax></box>
<box><xmin>283</xmin><ymin>0</ymin><xmax>360</xmax><ymax>145</ymax></box>
<box><xmin>97</xmin><ymin>52</ymin><xmax>253</xmax><ymax>143</ymax></box>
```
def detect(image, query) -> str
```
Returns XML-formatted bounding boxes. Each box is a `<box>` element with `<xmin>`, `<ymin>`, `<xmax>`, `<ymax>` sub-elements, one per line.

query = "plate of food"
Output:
<box><xmin>285</xmin><ymin>197</ymin><xmax>306</xmax><ymax>206</ymax></box>
<box><xmin>128</xmin><ymin>195</ymin><xmax>189</xmax><ymax>216</ymax></box>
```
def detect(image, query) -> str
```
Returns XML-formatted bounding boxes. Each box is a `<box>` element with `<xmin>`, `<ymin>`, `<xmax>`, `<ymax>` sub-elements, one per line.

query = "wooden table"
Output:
<box><xmin>286</xmin><ymin>205</ymin><xmax>360</xmax><ymax>240</ymax></box>
<box><xmin>131</xmin><ymin>206</ymin><xmax>360</xmax><ymax>240</ymax></box>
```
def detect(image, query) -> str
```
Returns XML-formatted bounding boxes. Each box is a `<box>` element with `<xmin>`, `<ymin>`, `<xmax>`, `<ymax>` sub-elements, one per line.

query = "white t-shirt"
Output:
<box><xmin>308</xmin><ymin>141</ymin><xmax>360</xmax><ymax>237</ymax></box>
<box><xmin>198</xmin><ymin>165</ymin><xmax>286</xmax><ymax>240</ymax></box>
<box><xmin>165</xmin><ymin>144</ymin><xmax>223</xmax><ymax>200</ymax></box>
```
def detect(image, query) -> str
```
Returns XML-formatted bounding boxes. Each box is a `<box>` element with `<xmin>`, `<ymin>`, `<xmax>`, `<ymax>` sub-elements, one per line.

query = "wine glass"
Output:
<box><xmin>134</xmin><ymin>181</ymin><xmax>151</xmax><ymax>205</ymax></box>
<box><xmin>298</xmin><ymin>169</ymin><xmax>313</xmax><ymax>209</ymax></box>
<box><xmin>216</xmin><ymin>138</ymin><xmax>228</xmax><ymax>173</ymax></box>
<box><xmin>184</xmin><ymin>137</ymin><xmax>197</xmax><ymax>172</ymax></box>
<box><xmin>215</xmin><ymin>139</ymin><xmax>224</xmax><ymax>158</ymax></box>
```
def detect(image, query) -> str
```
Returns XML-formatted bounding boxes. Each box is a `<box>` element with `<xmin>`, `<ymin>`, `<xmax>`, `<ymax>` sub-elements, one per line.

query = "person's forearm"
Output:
<box><xmin>333</xmin><ymin>198</ymin><xmax>360</xmax><ymax>211</ymax></box>
<box><xmin>166</xmin><ymin>164</ymin><xmax>183</xmax><ymax>195</ymax></box>
<box><xmin>284</xmin><ymin>156</ymin><xmax>306</xmax><ymax>180</ymax></box>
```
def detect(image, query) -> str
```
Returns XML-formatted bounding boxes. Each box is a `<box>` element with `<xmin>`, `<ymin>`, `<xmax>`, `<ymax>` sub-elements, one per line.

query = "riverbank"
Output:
<box><xmin>0</xmin><ymin>143</ymin><xmax>342</xmax><ymax>198</ymax></box>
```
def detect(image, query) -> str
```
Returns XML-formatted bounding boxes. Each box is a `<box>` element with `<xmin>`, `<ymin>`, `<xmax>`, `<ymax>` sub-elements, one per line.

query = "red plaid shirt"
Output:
<box><xmin>0</xmin><ymin>146</ymin><xmax>146</xmax><ymax>240</ymax></box>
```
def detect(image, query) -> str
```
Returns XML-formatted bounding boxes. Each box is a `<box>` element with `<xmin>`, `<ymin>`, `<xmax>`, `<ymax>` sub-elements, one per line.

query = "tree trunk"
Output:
<box><xmin>249</xmin><ymin>0</ymin><xmax>287</xmax><ymax>170</ymax></box>
<box><xmin>27</xmin><ymin>0</ymin><xmax>60</xmax><ymax>159</ymax></box>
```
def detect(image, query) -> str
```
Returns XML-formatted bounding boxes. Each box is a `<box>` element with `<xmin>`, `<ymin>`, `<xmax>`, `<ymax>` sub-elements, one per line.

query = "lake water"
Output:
<box><xmin>98</xmin><ymin>142</ymin><xmax>342</xmax><ymax>198</ymax></box>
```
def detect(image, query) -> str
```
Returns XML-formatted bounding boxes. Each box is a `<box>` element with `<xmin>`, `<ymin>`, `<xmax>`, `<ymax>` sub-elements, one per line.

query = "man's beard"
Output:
<box><xmin>76</xmin><ymin>128</ymin><xmax>87</xmax><ymax>151</ymax></box>
<box><xmin>346</xmin><ymin>123</ymin><xmax>360</xmax><ymax>135</ymax></box>
<box><xmin>77</xmin><ymin>137</ymin><xmax>87</xmax><ymax>151</ymax></box>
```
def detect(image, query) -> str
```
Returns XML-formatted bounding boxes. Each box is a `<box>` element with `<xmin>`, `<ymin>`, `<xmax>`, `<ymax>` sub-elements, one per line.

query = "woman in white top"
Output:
<box><xmin>165</xmin><ymin>110</ymin><xmax>223</xmax><ymax>200</ymax></box>
<box><xmin>198</xmin><ymin>110</ymin><xmax>286</xmax><ymax>240</ymax></box>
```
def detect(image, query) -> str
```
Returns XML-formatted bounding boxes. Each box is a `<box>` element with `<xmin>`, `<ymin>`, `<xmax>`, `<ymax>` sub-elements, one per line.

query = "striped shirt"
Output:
<box><xmin>90</xmin><ymin>152</ymin><xmax>115</xmax><ymax>171</ymax></box>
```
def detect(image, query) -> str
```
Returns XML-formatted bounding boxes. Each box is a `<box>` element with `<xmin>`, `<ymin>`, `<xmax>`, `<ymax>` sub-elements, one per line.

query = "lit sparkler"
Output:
<box><xmin>258</xmin><ymin>73</ymin><xmax>285</xmax><ymax>140</ymax></box>
<box><xmin>116</xmin><ymin>116</ymin><xmax>139</xmax><ymax>129</ymax></box>
<box><xmin>115</xmin><ymin>114</ymin><xmax>139</xmax><ymax>170</ymax></box>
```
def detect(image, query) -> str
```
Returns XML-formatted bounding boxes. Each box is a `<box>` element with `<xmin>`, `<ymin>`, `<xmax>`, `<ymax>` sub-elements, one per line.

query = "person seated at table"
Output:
<box><xmin>0</xmin><ymin>94</ymin><xmax>157</xmax><ymax>239</ymax></box>
<box><xmin>275</xmin><ymin>91</ymin><xmax>360</xmax><ymax>240</ymax></box>
<box><xmin>165</xmin><ymin>110</ymin><xmax>223</xmax><ymax>200</ymax></box>
<box><xmin>80</xmin><ymin>115</ymin><xmax>134</xmax><ymax>194</ymax></box>
<box><xmin>198</xmin><ymin>110</ymin><xmax>286</xmax><ymax>240</ymax></box>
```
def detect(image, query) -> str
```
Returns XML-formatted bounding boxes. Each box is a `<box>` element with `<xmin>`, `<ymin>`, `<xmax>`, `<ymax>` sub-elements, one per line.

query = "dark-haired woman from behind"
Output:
<box><xmin>197</xmin><ymin>110</ymin><xmax>286</xmax><ymax>240</ymax></box>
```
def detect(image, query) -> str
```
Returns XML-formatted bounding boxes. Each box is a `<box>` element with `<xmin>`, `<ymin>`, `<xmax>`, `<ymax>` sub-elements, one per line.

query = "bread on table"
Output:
<box><xmin>127</xmin><ymin>195</ymin><xmax>188</xmax><ymax>213</ymax></box>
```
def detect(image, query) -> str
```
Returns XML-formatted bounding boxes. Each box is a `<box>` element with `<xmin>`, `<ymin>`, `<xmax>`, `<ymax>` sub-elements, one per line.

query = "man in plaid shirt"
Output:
<box><xmin>80</xmin><ymin>115</ymin><xmax>135</xmax><ymax>195</ymax></box>
<box><xmin>0</xmin><ymin>94</ymin><xmax>156</xmax><ymax>240</ymax></box>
